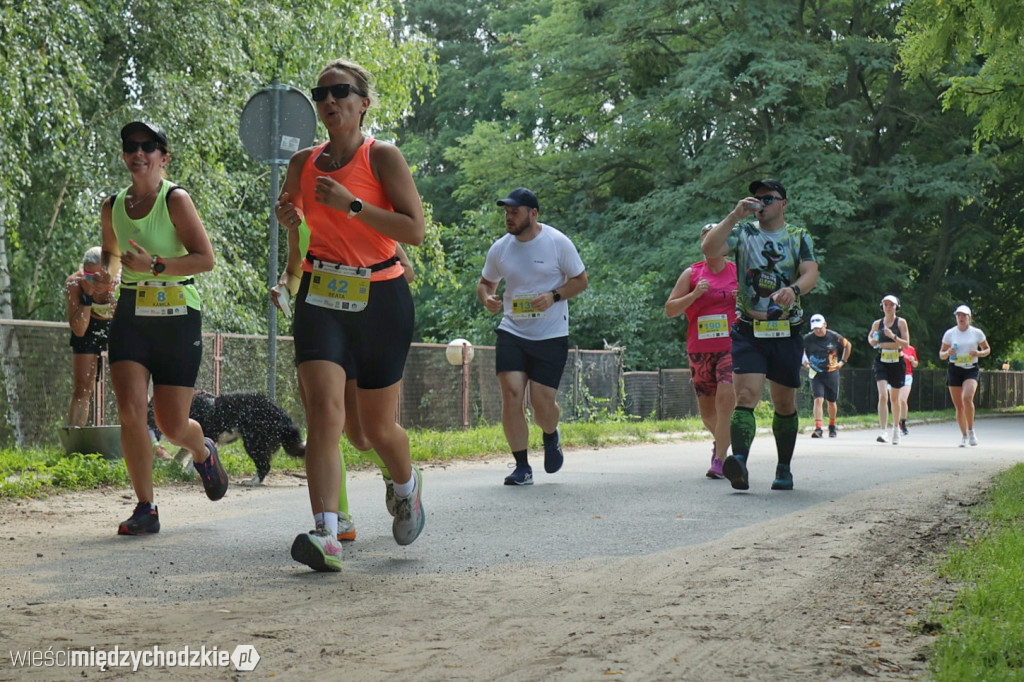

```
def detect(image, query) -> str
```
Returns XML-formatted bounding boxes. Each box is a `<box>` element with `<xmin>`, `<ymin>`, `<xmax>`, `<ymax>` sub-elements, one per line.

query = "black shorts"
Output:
<box><xmin>873</xmin><ymin>358</ymin><xmax>905</xmax><ymax>388</ymax></box>
<box><xmin>494</xmin><ymin>329</ymin><xmax>569</xmax><ymax>390</ymax></box>
<box><xmin>729</xmin><ymin>320</ymin><xmax>804</xmax><ymax>389</ymax></box>
<box><xmin>292</xmin><ymin>274</ymin><xmax>413</xmax><ymax>390</ymax></box>
<box><xmin>69</xmin><ymin>317</ymin><xmax>110</xmax><ymax>355</ymax></box>
<box><xmin>946</xmin><ymin>364</ymin><xmax>980</xmax><ymax>387</ymax></box>
<box><xmin>107</xmin><ymin>288</ymin><xmax>202</xmax><ymax>387</ymax></box>
<box><xmin>810</xmin><ymin>369</ymin><xmax>840</xmax><ymax>402</ymax></box>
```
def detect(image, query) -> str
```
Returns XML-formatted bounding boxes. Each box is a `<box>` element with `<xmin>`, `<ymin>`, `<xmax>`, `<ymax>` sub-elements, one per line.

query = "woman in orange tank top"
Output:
<box><xmin>274</xmin><ymin>58</ymin><xmax>426</xmax><ymax>572</ymax></box>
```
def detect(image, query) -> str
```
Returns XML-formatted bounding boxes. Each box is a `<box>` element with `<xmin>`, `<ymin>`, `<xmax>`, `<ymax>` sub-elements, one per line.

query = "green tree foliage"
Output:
<box><xmin>403</xmin><ymin>0</ymin><xmax>1023</xmax><ymax>369</ymax></box>
<box><xmin>0</xmin><ymin>0</ymin><xmax>436</xmax><ymax>331</ymax></box>
<box><xmin>898</xmin><ymin>0</ymin><xmax>1024</xmax><ymax>143</ymax></box>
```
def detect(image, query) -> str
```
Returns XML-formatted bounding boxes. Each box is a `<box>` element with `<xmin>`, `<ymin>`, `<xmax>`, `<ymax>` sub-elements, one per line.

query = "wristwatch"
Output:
<box><xmin>790</xmin><ymin>284</ymin><xmax>801</xmax><ymax>296</ymax></box>
<box><xmin>550</xmin><ymin>289</ymin><xmax>562</xmax><ymax>302</ymax></box>
<box><xmin>348</xmin><ymin>198</ymin><xmax>363</xmax><ymax>218</ymax></box>
<box><xmin>151</xmin><ymin>256</ymin><xmax>166</xmax><ymax>275</ymax></box>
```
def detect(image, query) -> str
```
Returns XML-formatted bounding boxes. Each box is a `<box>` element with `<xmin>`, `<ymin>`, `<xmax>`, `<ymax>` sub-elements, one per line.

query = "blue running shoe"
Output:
<box><xmin>543</xmin><ymin>428</ymin><xmax>564</xmax><ymax>474</ymax></box>
<box><xmin>504</xmin><ymin>465</ymin><xmax>533</xmax><ymax>486</ymax></box>
<box><xmin>722</xmin><ymin>454</ymin><xmax>749</xmax><ymax>491</ymax></box>
<box><xmin>771</xmin><ymin>463</ymin><xmax>794</xmax><ymax>491</ymax></box>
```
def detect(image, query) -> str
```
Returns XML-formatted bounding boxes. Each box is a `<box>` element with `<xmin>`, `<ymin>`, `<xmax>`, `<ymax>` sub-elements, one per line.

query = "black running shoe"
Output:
<box><xmin>118</xmin><ymin>502</ymin><xmax>160</xmax><ymax>535</ymax></box>
<box><xmin>722</xmin><ymin>454</ymin><xmax>749</xmax><ymax>491</ymax></box>
<box><xmin>543</xmin><ymin>428</ymin><xmax>564</xmax><ymax>474</ymax></box>
<box><xmin>828</xmin><ymin>425</ymin><xmax>837</xmax><ymax>438</ymax></box>
<box><xmin>504</xmin><ymin>465</ymin><xmax>533</xmax><ymax>486</ymax></box>
<box><xmin>811</xmin><ymin>427</ymin><xmax>823</xmax><ymax>438</ymax></box>
<box><xmin>195</xmin><ymin>437</ymin><xmax>228</xmax><ymax>501</ymax></box>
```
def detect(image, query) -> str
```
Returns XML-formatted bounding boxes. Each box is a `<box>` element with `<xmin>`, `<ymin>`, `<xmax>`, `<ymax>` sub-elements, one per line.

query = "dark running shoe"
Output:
<box><xmin>543</xmin><ymin>428</ymin><xmax>564</xmax><ymax>474</ymax></box>
<box><xmin>771</xmin><ymin>463</ymin><xmax>794</xmax><ymax>491</ymax></box>
<box><xmin>722</xmin><ymin>454</ymin><xmax>749</xmax><ymax>491</ymax></box>
<box><xmin>811</xmin><ymin>427</ymin><xmax>823</xmax><ymax>438</ymax></box>
<box><xmin>195</xmin><ymin>437</ymin><xmax>228</xmax><ymax>501</ymax></box>
<box><xmin>829</xmin><ymin>425</ymin><xmax>838</xmax><ymax>438</ymax></box>
<box><xmin>118</xmin><ymin>502</ymin><xmax>160</xmax><ymax>536</ymax></box>
<box><xmin>504</xmin><ymin>465</ymin><xmax>533</xmax><ymax>486</ymax></box>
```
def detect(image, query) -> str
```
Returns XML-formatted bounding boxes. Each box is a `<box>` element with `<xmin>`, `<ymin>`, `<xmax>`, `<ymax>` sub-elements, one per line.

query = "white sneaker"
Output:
<box><xmin>959</xmin><ymin>436</ymin><xmax>968</xmax><ymax>448</ymax></box>
<box><xmin>290</xmin><ymin>524</ymin><xmax>343</xmax><ymax>572</ymax></box>
<box><xmin>968</xmin><ymin>430</ymin><xmax>979</xmax><ymax>446</ymax></box>
<box><xmin>877</xmin><ymin>430</ymin><xmax>889</xmax><ymax>443</ymax></box>
<box><xmin>892</xmin><ymin>428</ymin><xmax>901</xmax><ymax>445</ymax></box>
<box><xmin>392</xmin><ymin>465</ymin><xmax>425</xmax><ymax>546</ymax></box>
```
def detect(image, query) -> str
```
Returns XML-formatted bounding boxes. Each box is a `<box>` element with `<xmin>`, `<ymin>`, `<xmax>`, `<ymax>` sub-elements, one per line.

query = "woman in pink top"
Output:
<box><xmin>665</xmin><ymin>224</ymin><xmax>738</xmax><ymax>479</ymax></box>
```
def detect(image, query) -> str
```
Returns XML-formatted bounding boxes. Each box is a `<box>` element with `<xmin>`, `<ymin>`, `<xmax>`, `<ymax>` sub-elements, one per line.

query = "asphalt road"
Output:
<box><xmin>18</xmin><ymin>415</ymin><xmax>1024</xmax><ymax>606</ymax></box>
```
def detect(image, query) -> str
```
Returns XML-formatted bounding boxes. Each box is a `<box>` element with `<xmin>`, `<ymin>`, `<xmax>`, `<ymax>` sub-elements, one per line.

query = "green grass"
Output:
<box><xmin>929</xmin><ymin>464</ymin><xmax>1024</xmax><ymax>680</ymax></box>
<box><xmin>0</xmin><ymin>408</ymin><xmax>977</xmax><ymax>499</ymax></box>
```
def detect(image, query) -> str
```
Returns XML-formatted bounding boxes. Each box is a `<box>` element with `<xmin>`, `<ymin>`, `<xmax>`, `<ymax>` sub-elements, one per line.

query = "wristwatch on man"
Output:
<box><xmin>790</xmin><ymin>284</ymin><xmax>801</xmax><ymax>297</ymax></box>
<box><xmin>550</xmin><ymin>289</ymin><xmax>562</xmax><ymax>302</ymax></box>
<box><xmin>348</xmin><ymin>198</ymin><xmax>363</xmax><ymax>219</ymax></box>
<box><xmin>151</xmin><ymin>256</ymin><xmax>166</xmax><ymax>275</ymax></box>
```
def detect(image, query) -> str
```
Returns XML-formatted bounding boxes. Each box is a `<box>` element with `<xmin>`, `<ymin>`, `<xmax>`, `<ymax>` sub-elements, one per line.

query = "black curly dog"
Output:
<box><xmin>149</xmin><ymin>390</ymin><xmax>305</xmax><ymax>483</ymax></box>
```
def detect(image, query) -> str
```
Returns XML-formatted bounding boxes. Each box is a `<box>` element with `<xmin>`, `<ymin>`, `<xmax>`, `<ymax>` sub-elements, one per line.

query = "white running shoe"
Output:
<box><xmin>877</xmin><ymin>430</ymin><xmax>889</xmax><ymax>443</ymax></box>
<box><xmin>392</xmin><ymin>466</ymin><xmax>425</xmax><ymax>546</ymax></box>
<box><xmin>291</xmin><ymin>524</ymin><xmax>343</xmax><ymax>572</ymax></box>
<box><xmin>968</xmin><ymin>430</ymin><xmax>979</xmax><ymax>446</ymax></box>
<box><xmin>892</xmin><ymin>427</ymin><xmax>901</xmax><ymax>445</ymax></box>
<box><xmin>336</xmin><ymin>511</ymin><xmax>356</xmax><ymax>542</ymax></box>
<box><xmin>959</xmin><ymin>436</ymin><xmax>968</xmax><ymax>448</ymax></box>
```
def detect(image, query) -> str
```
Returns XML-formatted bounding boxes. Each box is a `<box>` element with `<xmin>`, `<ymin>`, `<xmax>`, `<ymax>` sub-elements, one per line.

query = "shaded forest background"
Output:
<box><xmin>2</xmin><ymin>0</ymin><xmax>1022</xmax><ymax>372</ymax></box>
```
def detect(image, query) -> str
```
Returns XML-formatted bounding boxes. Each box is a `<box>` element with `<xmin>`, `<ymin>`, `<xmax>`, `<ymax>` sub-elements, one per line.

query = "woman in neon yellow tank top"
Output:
<box><xmin>100</xmin><ymin>121</ymin><xmax>228</xmax><ymax>536</ymax></box>
<box><xmin>274</xmin><ymin>58</ymin><xmax>426</xmax><ymax>572</ymax></box>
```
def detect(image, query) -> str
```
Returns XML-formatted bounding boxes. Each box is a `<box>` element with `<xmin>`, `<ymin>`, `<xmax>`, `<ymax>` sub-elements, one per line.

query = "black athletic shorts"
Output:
<box><xmin>810</xmin><ymin>369</ymin><xmax>840</xmax><ymax>402</ymax></box>
<box><xmin>946</xmin><ymin>364</ymin><xmax>980</xmax><ymax>387</ymax></box>
<box><xmin>69</xmin><ymin>317</ymin><xmax>110</xmax><ymax>355</ymax></box>
<box><xmin>729</xmin><ymin>320</ymin><xmax>804</xmax><ymax>389</ymax></box>
<box><xmin>873</xmin><ymin>358</ymin><xmax>905</xmax><ymax>389</ymax></box>
<box><xmin>494</xmin><ymin>329</ymin><xmax>569</xmax><ymax>390</ymax></box>
<box><xmin>292</xmin><ymin>273</ymin><xmax>413</xmax><ymax>390</ymax></box>
<box><xmin>107</xmin><ymin>288</ymin><xmax>202</xmax><ymax>387</ymax></box>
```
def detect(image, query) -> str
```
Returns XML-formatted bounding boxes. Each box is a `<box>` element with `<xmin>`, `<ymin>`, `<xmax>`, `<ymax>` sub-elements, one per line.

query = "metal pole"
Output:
<box><xmin>267</xmin><ymin>81</ymin><xmax>282</xmax><ymax>401</ymax></box>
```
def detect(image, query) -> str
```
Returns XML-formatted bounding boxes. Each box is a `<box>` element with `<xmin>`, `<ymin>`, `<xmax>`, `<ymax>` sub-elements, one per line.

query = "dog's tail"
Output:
<box><xmin>281</xmin><ymin>422</ymin><xmax>306</xmax><ymax>459</ymax></box>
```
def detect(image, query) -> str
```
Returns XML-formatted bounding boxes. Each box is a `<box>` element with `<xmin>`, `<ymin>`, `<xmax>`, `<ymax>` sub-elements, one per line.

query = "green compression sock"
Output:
<box><xmin>337</xmin><ymin>451</ymin><xmax>349</xmax><ymax>516</ymax></box>
<box><xmin>730</xmin><ymin>407</ymin><xmax>756</xmax><ymax>458</ymax></box>
<box><xmin>773</xmin><ymin>411</ymin><xmax>799</xmax><ymax>466</ymax></box>
<box><xmin>362</xmin><ymin>448</ymin><xmax>390</xmax><ymax>479</ymax></box>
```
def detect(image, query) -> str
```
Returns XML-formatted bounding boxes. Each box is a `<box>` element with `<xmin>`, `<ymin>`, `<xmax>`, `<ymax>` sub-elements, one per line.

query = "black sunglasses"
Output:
<box><xmin>756</xmin><ymin>195</ymin><xmax>783</xmax><ymax>206</ymax></box>
<box><xmin>122</xmin><ymin>140</ymin><xmax>163</xmax><ymax>154</ymax></box>
<box><xmin>310</xmin><ymin>83</ymin><xmax>367</xmax><ymax>102</ymax></box>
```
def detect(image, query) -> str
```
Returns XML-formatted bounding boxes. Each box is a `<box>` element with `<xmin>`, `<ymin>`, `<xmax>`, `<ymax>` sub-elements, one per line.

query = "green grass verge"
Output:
<box><xmin>930</xmin><ymin>464</ymin><xmax>1024</xmax><ymax>680</ymax></box>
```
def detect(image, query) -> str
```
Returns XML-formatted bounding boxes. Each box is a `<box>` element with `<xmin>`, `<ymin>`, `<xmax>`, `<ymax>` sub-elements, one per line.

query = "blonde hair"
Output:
<box><xmin>319</xmin><ymin>59</ymin><xmax>374</xmax><ymax>126</ymax></box>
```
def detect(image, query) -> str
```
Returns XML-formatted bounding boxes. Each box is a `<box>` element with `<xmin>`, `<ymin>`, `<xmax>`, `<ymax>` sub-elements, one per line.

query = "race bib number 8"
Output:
<box><xmin>511</xmin><ymin>294</ymin><xmax>542</xmax><ymax>320</ymax></box>
<box><xmin>753</xmin><ymin>319</ymin><xmax>790</xmax><ymax>338</ymax></box>
<box><xmin>135</xmin><ymin>281</ymin><xmax>187</xmax><ymax>317</ymax></box>
<box><xmin>696</xmin><ymin>314</ymin><xmax>729</xmax><ymax>339</ymax></box>
<box><xmin>307</xmin><ymin>261</ymin><xmax>371</xmax><ymax>312</ymax></box>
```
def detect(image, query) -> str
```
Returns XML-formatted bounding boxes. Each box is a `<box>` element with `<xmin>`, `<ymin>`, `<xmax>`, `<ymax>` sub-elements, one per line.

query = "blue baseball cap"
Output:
<box><xmin>497</xmin><ymin>188</ymin><xmax>539</xmax><ymax>211</ymax></box>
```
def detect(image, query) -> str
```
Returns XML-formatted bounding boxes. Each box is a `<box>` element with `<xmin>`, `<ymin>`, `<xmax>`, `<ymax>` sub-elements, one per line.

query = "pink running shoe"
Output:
<box><xmin>706</xmin><ymin>455</ymin><xmax>725</xmax><ymax>480</ymax></box>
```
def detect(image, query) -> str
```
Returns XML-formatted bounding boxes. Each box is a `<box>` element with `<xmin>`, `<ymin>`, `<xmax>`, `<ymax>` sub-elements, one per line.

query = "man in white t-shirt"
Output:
<box><xmin>477</xmin><ymin>188</ymin><xmax>589</xmax><ymax>486</ymax></box>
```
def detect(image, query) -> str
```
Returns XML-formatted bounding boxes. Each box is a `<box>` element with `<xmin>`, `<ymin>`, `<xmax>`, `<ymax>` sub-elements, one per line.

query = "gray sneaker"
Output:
<box><xmin>392</xmin><ymin>466</ymin><xmax>424</xmax><ymax>546</ymax></box>
<box><xmin>336</xmin><ymin>511</ymin><xmax>356</xmax><ymax>542</ymax></box>
<box><xmin>968</xmin><ymin>429</ymin><xmax>979</xmax><ymax>446</ymax></box>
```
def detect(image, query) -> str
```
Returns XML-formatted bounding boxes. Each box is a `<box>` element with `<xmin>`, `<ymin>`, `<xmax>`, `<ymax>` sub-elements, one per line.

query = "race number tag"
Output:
<box><xmin>753</xmin><ymin>319</ymin><xmax>790</xmax><ymax>338</ymax></box>
<box><xmin>880</xmin><ymin>348</ymin><xmax>901</xmax><ymax>363</ymax></box>
<box><xmin>954</xmin><ymin>354</ymin><xmax>974</xmax><ymax>368</ymax></box>
<box><xmin>696</xmin><ymin>314</ymin><xmax>729</xmax><ymax>340</ymax></box>
<box><xmin>511</xmin><ymin>294</ymin><xmax>542</xmax><ymax>320</ymax></box>
<box><xmin>135</xmin><ymin>281</ymin><xmax>187</xmax><ymax>317</ymax></box>
<box><xmin>306</xmin><ymin>260</ymin><xmax>371</xmax><ymax>312</ymax></box>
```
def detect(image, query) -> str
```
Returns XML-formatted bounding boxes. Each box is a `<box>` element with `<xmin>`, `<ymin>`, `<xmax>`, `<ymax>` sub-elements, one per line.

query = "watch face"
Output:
<box><xmin>153</xmin><ymin>261</ymin><xmax>165</xmax><ymax>273</ymax></box>
<box><xmin>350</xmin><ymin>199</ymin><xmax>363</xmax><ymax>213</ymax></box>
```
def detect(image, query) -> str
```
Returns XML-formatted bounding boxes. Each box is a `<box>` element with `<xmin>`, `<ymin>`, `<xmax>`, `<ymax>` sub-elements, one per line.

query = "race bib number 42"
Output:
<box><xmin>306</xmin><ymin>261</ymin><xmax>371</xmax><ymax>312</ymax></box>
